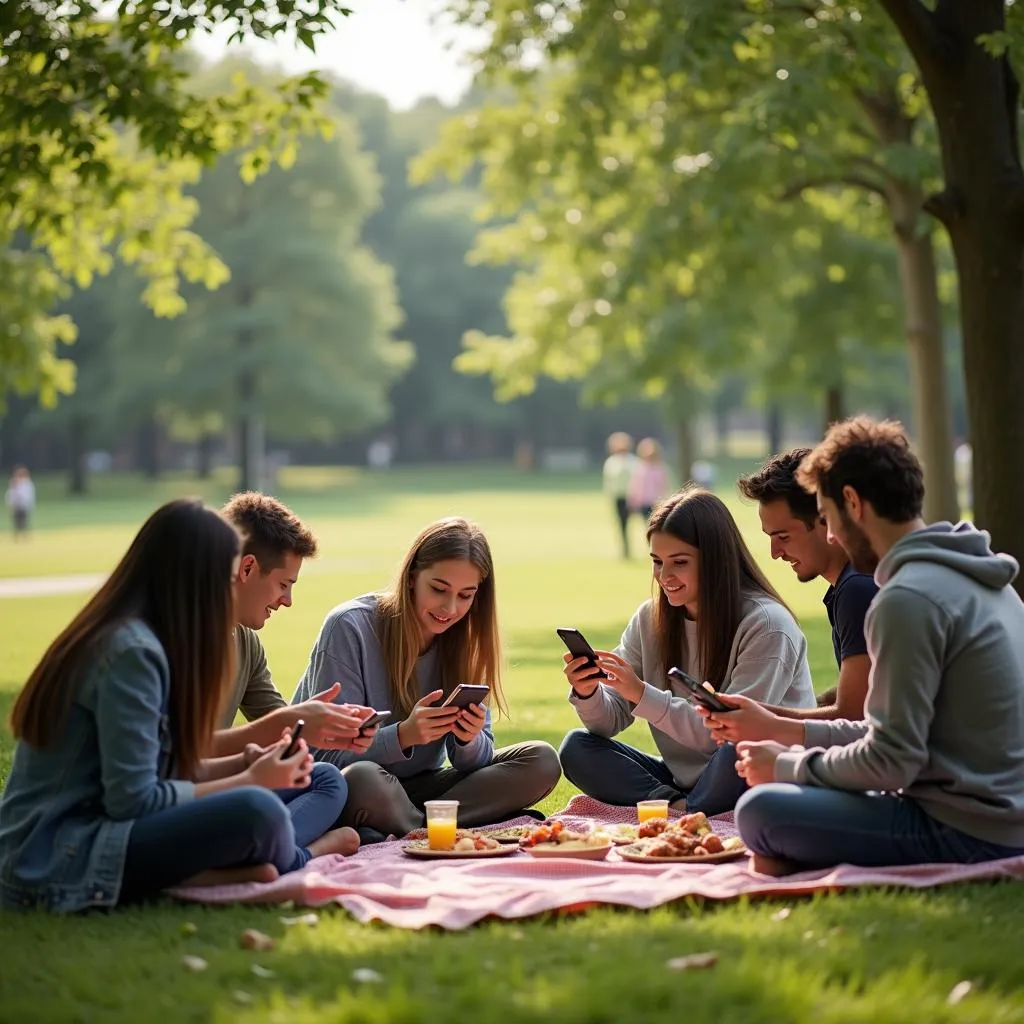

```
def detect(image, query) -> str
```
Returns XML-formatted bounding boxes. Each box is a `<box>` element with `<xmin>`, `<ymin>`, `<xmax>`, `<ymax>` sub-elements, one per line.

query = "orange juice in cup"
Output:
<box><xmin>424</xmin><ymin>799</ymin><xmax>459</xmax><ymax>850</ymax></box>
<box><xmin>637</xmin><ymin>799</ymin><xmax>669</xmax><ymax>823</ymax></box>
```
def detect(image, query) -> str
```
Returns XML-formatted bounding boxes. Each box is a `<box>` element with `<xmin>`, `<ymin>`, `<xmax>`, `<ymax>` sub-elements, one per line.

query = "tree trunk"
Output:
<box><xmin>888</xmin><ymin>187</ymin><xmax>960</xmax><ymax>522</ymax></box>
<box><xmin>67</xmin><ymin>418</ymin><xmax>87</xmax><ymax>496</ymax></box>
<box><xmin>766</xmin><ymin>404</ymin><xmax>783</xmax><ymax>454</ymax></box>
<box><xmin>882</xmin><ymin>0</ymin><xmax>1024</xmax><ymax>583</ymax></box>
<box><xmin>824</xmin><ymin>384</ymin><xmax>844</xmax><ymax>431</ymax></box>
<box><xmin>196</xmin><ymin>434</ymin><xmax>214</xmax><ymax>479</ymax></box>
<box><xmin>136</xmin><ymin>418</ymin><xmax>161</xmax><ymax>479</ymax></box>
<box><xmin>714</xmin><ymin>403</ymin><xmax>729</xmax><ymax>458</ymax></box>
<box><xmin>236</xmin><ymin>330</ymin><xmax>263</xmax><ymax>493</ymax></box>
<box><xmin>855</xmin><ymin>83</ymin><xmax>960</xmax><ymax>523</ymax></box>
<box><xmin>674</xmin><ymin>413</ymin><xmax>696</xmax><ymax>484</ymax></box>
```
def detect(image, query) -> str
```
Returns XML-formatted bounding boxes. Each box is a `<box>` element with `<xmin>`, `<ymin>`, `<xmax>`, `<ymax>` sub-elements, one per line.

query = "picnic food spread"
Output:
<box><xmin>624</xmin><ymin>812</ymin><xmax>747</xmax><ymax>859</ymax></box>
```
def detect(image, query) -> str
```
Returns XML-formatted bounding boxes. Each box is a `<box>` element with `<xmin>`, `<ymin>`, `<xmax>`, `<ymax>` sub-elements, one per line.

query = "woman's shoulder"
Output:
<box><xmin>739</xmin><ymin>593</ymin><xmax>801</xmax><ymax>635</ymax></box>
<box><xmin>318</xmin><ymin>593</ymin><xmax>382</xmax><ymax>642</ymax></box>
<box><xmin>103</xmin><ymin>618</ymin><xmax>167</xmax><ymax>662</ymax></box>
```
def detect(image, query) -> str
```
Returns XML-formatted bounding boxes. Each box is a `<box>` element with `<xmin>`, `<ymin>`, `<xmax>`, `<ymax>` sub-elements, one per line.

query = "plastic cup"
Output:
<box><xmin>424</xmin><ymin>799</ymin><xmax>460</xmax><ymax>850</ymax></box>
<box><xmin>637</xmin><ymin>799</ymin><xmax>669</xmax><ymax>823</ymax></box>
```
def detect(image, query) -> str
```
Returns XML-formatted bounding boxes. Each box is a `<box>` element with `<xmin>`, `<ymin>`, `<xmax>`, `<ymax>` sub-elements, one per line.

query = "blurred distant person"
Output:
<box><xmin>367</xmin><ymin>437</ymin><xmax>394</xmax><ymax>470</ymax></box>
<box><xmin>5</xmin><ymin>466</ymin><xmax>35</xmax><ymax>541</ymax></box>
<box><xmin>691</xmin><ymin>459</ymin><xmax>716</xmax><ymax>489</ymax></box>
<box><xmin>629</xmin><ymin>438</ymin><xmax>670</xmax><ymax>520</ymax></box>
<box><xmin>603</xmin><ymin>432</ymin><xmax>637</xmax><ymax>558</ymax></box>
<box><xmin>955</xmin><ymin>441</ymin><xmax>972</xmax><ymax>511</ymax></box>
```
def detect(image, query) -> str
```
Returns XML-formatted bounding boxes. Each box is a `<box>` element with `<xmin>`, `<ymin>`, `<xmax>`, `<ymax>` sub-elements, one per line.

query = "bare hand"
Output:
<box><xmin>243</xmin><ymin>742</ymin><xmax>267</xmax><ymax>767</ymax></box>
<box><xmin>451</xmin><ymin>702</ymin><xmax>487</xmax><ymax>744</ymax></box>
<box><xmin>595</xmin><ymin>651</ymin><xmax>645</xmax><ymax>704</ymax></box>
<box><xmin>735</xmin><ymin>740</ymin><xmax>791</xmax><ymax>788</ymax></box>
<box><xmin>297</xmin><ymin>683</ymin><xmax>375</xmax><ymax>750</ymax></box>
<box><xmin>698</xmin><ymin>693</ymin><xmax>783</xmax><ymax>745</ymax></box>
<box><xmin>563</xmin><ymin>653</ymin><xmax>604</xmax><ymax>698</ymax></box>
<box><xmin>398</xmin><ymin>690</ymin><xmax>462</xmax><ymax>747</ymax></box>
<box><xmin>245</xmin><ymin>731</ymin><xmax>313</xmax><ymax>791</ymax></box>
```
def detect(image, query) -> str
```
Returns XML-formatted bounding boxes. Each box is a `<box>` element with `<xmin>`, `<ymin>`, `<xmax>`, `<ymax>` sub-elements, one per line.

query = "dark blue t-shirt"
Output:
<box><xmin>822</xmin><ymin>563</ymin><xmax>878</xmax><ymax>667</ymax></box>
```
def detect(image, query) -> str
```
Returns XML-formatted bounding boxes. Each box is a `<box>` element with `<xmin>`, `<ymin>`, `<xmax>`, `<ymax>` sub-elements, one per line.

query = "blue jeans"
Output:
<box><xmin>736</xmin><ymin>784</ymin><xmax>1024</xmax><ymax>869</ymax></box>
<box><xmin>119</xmin><ymin>763</ymin><xmax>348</xmax><ymax>904</ymax></box>
<box><xmin>558</xmin><ymin>729</ymin><xmax>748</xmax><ymax>815</ymax></box>
<box><xmin>276</xmin><ymin>762</ymin><xmax>348</xmax><ymax>848</ymax></box>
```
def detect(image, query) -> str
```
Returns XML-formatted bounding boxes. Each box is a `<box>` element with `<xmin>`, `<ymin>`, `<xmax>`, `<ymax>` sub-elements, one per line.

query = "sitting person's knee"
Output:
<box><xmin>310</xmin><ymin>761</ymin><xmax>347</xmax><ymax>802</ymax></box>
<box><xmin>520</xmin><ymin>741</ymin><xmax>562</xmax><ymax>797</ymax></box>
<box><xmin>233</xmin><ymin>787</ymin><xmax>291</xmax><ymax>841</ymax></box>
<box><xmin>558</xmin><ymin>728</ymin><xmax>597</xmax><ymax>778</ymax></box>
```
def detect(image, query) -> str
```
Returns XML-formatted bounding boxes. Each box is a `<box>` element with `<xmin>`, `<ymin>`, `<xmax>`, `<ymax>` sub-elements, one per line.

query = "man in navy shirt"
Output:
<box><xmin>699</xmin><ymin>449</ymin><xmax>878</xmax><ymax>747</ymax></box>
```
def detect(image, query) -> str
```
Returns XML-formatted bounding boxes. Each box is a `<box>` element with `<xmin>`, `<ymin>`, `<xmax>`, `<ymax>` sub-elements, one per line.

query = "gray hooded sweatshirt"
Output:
<box><xmin>776</xmin><ymin>522</ymin><xmax>1024</xmax><ymax>847</ymax></box>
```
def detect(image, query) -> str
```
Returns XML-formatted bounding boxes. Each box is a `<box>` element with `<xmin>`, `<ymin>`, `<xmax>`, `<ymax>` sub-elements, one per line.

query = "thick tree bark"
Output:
<box><xmin>882</xmin><ymin>0</ymin><xmax>1024</xmax><ymax>581</ymax></box>
<box><xmin>889</xmin><ymin>182</ymin><xmax>960</xmax><ymax>522</ymax></box>
<box><xmin>855</xmin><ymin>84</ymin><xmax>960</xmax><ymax>522</ymax></box>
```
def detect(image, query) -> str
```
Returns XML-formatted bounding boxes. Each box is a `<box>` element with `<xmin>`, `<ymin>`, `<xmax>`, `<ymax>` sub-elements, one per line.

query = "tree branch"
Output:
<box><xmin>877</xmin><ymin>0</ymin><xmax>942</xmax><ymax>65</ymax></box>
<box><xmin>782</xmin><ymin>175</ymin><xmax>888</xmax><ymax>201</ymax></box>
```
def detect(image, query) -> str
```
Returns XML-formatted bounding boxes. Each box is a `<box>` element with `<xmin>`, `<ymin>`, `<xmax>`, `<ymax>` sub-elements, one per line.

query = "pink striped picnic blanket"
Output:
<box><xmin>169</xmin><ymin>795</ymin><xmax>1024</xmax><ymax>930</ymax></box>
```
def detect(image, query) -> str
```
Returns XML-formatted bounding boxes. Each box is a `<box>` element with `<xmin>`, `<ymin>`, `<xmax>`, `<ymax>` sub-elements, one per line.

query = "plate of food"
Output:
<box><xmin>616</xmin><ymin>812</ymin><xmax>748</xmax><ymax>863</ymax></box>
<box><xmin>604</xmin><ymin>823</ymin><xmax>640</xmax><ymax>845</ymax></box>
<box><xmin>518</xmin><ymin>821</ymin><xmax>614</xmax><ymax>861</ymax></box>
<box><xmin>402</xmin><ymin>834</ymin><xmax>519</xmax><ymax>859</ymax></box>
<box><xmin>485</xmin><ymin>824</ymin><xmax>539</xmax><ymax>844</ymax></box>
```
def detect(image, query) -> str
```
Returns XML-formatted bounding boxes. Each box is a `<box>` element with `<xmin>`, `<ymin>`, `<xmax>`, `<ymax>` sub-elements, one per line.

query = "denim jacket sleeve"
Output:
<box><xmin>91</xmin><ymin>642</ymin><xmax>196</xmax><ymax>819</ymax></box>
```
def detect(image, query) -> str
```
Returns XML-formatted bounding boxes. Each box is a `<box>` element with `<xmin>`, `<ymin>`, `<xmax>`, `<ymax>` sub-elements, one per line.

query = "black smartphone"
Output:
<box><xmin>359</xmin><ymin>709</ymin><xmax>392</xmax><ymax>733</ymax></box>
<box><xmin>281</xmin><ymin>719</ymin><xmax>305</xmax><ymax>758</ymax></box>
<box><xmin>556</xmin><ymin>627</ymin><xmax>606</xmax><ymax>677</ymax></box>
<box><xmin>440</xmin><ymin>684</ymin><xmax>490</xmax><ymax>709</ymax></box>
<box><xmin>667</xmin><ymin>668</ymin><xmax>735</xmax><ymax>714</ymax></box>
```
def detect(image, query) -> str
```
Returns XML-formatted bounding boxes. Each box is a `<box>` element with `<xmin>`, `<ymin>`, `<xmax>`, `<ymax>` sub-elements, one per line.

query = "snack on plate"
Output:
<box><xmin>487</xmin><ymin>825</ymin><xmax>536</xmax><ymax>842</ymax></box>
<box><xmin>454</xmin><ymin>834</ymin><xmax>500</xmax><ymax>852</ymax></box>
<box><xmin>519</xmin><ymin>820</ymin><xmax>609</xmax><ymax>849</ymax></box>
<box><xmin>631</xmin><ymin>813</ymin><xmax>728</xmax><ymax>858</ymax></box>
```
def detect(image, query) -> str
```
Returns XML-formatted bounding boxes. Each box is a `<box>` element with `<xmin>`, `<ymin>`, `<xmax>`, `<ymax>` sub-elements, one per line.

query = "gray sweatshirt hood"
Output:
<box><xmin>876</xmin><ymin>521</ymin><xmax>1019</xmax><ymax>590</ymax></box>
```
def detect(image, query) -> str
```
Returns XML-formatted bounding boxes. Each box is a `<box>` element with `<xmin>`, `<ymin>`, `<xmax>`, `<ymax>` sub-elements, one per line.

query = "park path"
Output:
<box><xmin>0</xmin><ymin>573</ymin><xmax>106</xmax><ymax>599</ymax></box>
<box><xmin>0</xmin><ymin>555</ymin><xmax>387</xmax><ymax>600</ymax></box>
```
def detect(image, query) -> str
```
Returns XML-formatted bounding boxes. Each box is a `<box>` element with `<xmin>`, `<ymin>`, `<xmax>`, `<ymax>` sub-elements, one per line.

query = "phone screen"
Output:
<box><xmin>667</xmin><ymin>669</ymin><xmax>734</xmax><ymax>714</ymax></box>
<box><xmin>441</xmin><ymin>684</ymin><xmax>489</xmax><ymax>709</ymax></box>
<box><xmin>556</xmin><ymin>628</ymin><xmax>606</xmax><ymax>677</ymax></box>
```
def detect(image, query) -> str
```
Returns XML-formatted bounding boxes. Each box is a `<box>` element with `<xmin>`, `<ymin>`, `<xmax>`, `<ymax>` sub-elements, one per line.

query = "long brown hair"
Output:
<box><xmin>647</xmin><ymin>486</ymin><xmax>792</xmax><ymax>690</ymax></box>
<box><xmin>11</xmin><ymin>499</ymin><xmax>240</xmax><ymax>779</ymax></box>
<box><xmin>376</xmin><ymin>517</ymin><xmax>505</xmax><ymax>717</ymax></box>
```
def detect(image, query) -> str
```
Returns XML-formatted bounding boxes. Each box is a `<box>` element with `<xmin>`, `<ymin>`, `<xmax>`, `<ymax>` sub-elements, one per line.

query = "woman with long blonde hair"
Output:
<box><xmin>293</xmin><ymin>517</ymin><xmax>561</xmax><ymax>838</ymax></box>
<box><xmin>0</xmin><ymin>500</ymin><xmax>355</xmax><ymax>913</ymax></box>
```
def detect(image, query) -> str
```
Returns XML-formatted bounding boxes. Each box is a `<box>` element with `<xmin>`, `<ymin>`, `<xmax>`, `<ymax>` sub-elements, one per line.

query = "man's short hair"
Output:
<box><xmin>738</xmin><ymin>448</ymin><xmax>818</xmax><ymax>527</ymax></box>
<box><xmin>795</xmin><ymin>416</ymin><xmax>924</xmax><ymax>523</ymax></box>
<box><xmin>221</xmin><ymin>492</ymin><xmax>318</xmax><ymax>570</ymax></box>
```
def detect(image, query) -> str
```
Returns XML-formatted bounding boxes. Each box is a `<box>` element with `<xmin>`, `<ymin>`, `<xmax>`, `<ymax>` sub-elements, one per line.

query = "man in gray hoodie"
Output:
<box><xmin>733</xmin><ymin>417</ymin><xmax>1024</xmax><ymax>875</ymax></box>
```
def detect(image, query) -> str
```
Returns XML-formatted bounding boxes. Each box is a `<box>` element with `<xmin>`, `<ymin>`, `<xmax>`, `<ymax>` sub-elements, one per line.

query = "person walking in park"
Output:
<box><xmin>603</xmin><ymin>432</ymin><xmax>638</xmax><ymax>558</ymax></box>
<box><xmin>5</xmin><ymin>465</ymin><xmax>35</xmax><ymax>540</ymax></box>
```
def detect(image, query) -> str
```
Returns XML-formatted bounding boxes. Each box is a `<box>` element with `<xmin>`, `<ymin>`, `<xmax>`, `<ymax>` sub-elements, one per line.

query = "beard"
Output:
<box><xmin>837</xmin><ymin>512</ymin><xmax>879</xmax><ymax>574</ymax></box>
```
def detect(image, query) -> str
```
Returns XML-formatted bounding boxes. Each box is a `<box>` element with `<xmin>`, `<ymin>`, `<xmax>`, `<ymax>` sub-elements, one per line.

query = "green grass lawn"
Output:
<box><xmin>0</xmin><ymin>467</ymin><xmax>1021</xmax><ymax>1023</ymax></box>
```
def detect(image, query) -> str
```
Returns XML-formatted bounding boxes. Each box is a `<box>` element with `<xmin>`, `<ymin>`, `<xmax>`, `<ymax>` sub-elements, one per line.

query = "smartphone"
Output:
<box><xmin>281</xmin><ymin>719</ymin><xmax>305</xmax><ymax>758</ymax></box>
<box><xmin>440</xmin><ymin>684</ymin><xmax>490</xmax><ymax>709</ymax></box>
<box><xmin>359</xmin><ymin>709</ymin><xmax>392</xmax><ymax>733</ymax></box>
<box><xmin>667</xmin><ymin>668</ymin><xmax>735</xmax><ymax>714</ymax></box>
<box><xmin>556</xmin><ymin>627</ymin><xmax>606</xmax><ymax>677</ymax></box>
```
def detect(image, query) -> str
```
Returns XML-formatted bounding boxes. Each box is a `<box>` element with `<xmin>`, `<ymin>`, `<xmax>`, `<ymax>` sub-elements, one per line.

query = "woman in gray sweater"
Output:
<box><xmin>293</xmin><ymin>517</ymin><xmax>561</xmax><ymax>838</ymax></box>
<box><xmin>560</xmin><ymin>486</ymin><xmax>815</xmax><ymax>815</ymax></box>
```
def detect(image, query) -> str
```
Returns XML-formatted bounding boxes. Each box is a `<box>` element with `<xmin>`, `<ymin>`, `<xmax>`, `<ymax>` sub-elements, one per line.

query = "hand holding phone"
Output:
<box><xmin>667</xmin><ymin>668</ymin><xmax>735</xmax><ymax>714</ymax></box>
<box><xmin>281</xmin><ymin>719</ymin><xmax>305</xmax><ymax>758</ymax></box>
<box><xmin>358</xmin><ymin>709</ymin><xmax>392</xmax><ymax>734</ymax></box>
<box><xmin>556</xmin><ymin>627</ymin><xmax>606</xmax><ymax>678</ymax></box>
<box><xmin>440</xmin><ymin>684</ymin><xmax>490</xmax><ymax>709</ymax></box>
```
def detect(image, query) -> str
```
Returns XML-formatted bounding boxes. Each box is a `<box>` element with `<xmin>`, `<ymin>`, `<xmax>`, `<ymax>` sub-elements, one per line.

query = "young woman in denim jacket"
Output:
<box><xmin>0</xmin><ymin>499</ymin><xmax>359</xmax><ymax>913</ymax></box>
